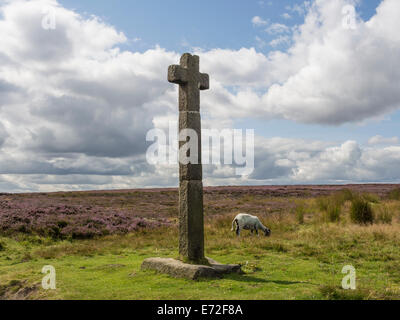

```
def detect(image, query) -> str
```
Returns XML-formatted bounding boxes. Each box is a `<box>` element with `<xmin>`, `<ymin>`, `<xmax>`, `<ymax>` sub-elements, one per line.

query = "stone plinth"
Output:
<box><xmin>141</xmin><ymin>257</ymin><xmax>243</xmax><ymax>280</ymax></box>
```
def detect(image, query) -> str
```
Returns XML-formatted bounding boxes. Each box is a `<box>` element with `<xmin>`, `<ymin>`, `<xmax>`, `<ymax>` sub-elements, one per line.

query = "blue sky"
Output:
<box><xmin>56</xmin><ymin>0</ymin><xmax>380</xmax><ymax>52</ymax></box>
<box><xmin>58</xmin><ymin>0</ymin><xmax>294</xmax><ymax>52</ymax></box>
<box><xmin>0</xmin><ymin>0</ymin><xmax>399</xmax><ymax>192</ymax></box>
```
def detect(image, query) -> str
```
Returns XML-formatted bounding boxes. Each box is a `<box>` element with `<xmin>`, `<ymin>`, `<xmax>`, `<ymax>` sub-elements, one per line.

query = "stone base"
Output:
<box><xmin>141</xmin><ymin>257</ymin><xmax>243</xmax><ymax>280</ymax></box>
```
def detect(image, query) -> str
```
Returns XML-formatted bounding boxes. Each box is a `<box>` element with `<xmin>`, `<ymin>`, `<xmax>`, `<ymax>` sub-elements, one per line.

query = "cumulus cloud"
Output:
<box><xmin>191</xmin><ymin>0</ymin><xmax>400</xmax><ymax>126</ymax></box>
<box><xmin>0</xmin><ymin>0</ymin><xmax>180</xmax><ymax>191</ymax></box>
<box><xmin>261</xmin><ymin>0</ymin><xmax>400</xmax><ymax>124</ymax></box>
<box><xmin>229</xmin><ymin>0</ymin><xmax>400</xmax><ymax>125</ymax></box>
<box><xmin>291</xmin><ymin>141</ymin><xmax>363</xmax><ymax>182</ymax></box>
<box><xmin>0</xmin><ymin>0</ymin><xmax>178</xmax><ymax>150</ymax></box>
<box><xmin>207</xmin><ymin>138</ymin><xmax>400</xmax><ymax>185</ymax></box>
<box><xmin>0</xmin><ymin>0</ymin><xmax>399</xmax><ymax>192</ymax></box>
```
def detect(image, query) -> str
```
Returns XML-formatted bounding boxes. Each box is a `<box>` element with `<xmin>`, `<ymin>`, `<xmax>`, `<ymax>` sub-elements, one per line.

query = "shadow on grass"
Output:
<box><xmin>224</xmin><ymin>274</ymin><xmax>315</xmax><ymax>286</ymax></box>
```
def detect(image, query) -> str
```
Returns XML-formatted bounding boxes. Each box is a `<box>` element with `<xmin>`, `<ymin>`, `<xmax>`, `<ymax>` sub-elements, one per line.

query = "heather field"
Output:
<box><xmin>1</xmin><ymin>184</ymin><xmax>400</xmax><ymax>300</ymax></box>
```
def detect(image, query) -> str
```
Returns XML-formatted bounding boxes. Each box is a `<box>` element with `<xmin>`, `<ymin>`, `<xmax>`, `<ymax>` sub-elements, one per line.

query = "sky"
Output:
<box><xmin>0</xmin><ymin>0</ymin><xmax>399</xmax><ymax>192</ymax></box>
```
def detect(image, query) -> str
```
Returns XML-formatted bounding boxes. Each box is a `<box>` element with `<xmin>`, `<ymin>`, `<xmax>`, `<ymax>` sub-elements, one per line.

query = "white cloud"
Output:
<box><xmin>206</xmin><ymin>138</ymin><xmax>400</xmax><ymax>186</ymax></box>
<box><xmin>282</xmin><ymin>13</ymin><xmax>292</xmax><ymax>19</ymax></box>
<box><xmin>212</xmin><ymin>0</ymin><xmax>400</xmax><ymax>125</ymax></box>
<box><xmin>266</xmin><ymin>0</ymin><xmax>400</xmax><ymax>124</ymax></box>
<box><xmin>269</xmin><ymin>35</ymin><xmax>291</xmax><ymax>47</ymax></box>
<box><xmin>265</xmin><ymin>23</ymin><xmax>290</xmax><ymax>34</ymax></box>
<box><xmin>198</xmin><ymin>48</ymin><xmax>273</xmax><ymax>87</ymax></box>
<box><xmin>0</xmin><ymin>0</ymin><xmax>179</xmax><ymax>191</ymax></box>
<box><xmin>292</xmin><ymin>141</ymin><xmax>363</xmax><ymax>182</ymax></box>
<box><xmin>251</xmin><ymin>16</ymin><xmax>269</xmax><ymax>26</ymax></box>
<box><xmin>0</xmin><ymin>0</ymin><xmax>400</xmax><ymax>191</ymax></box>
<box><xmin>368</xmin><ymin>135</ymin><xmax>399</xmax><ymax>145</ymax></box>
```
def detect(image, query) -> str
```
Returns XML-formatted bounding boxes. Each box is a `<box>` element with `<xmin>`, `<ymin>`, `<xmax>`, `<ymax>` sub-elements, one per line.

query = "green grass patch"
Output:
<box><xmin>1</xmin><ymin>215</ymin><xmax>400</xmax><ymax>300</ymax></box>
<box><xmin>1</xmin><ymin>190</ymin><xmax>400</xmax><ymax>300</ymax></box>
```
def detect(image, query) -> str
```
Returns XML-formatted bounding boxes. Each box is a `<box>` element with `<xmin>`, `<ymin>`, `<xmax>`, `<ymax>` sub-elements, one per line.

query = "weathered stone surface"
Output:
<box><xmin>180</xmin><ymin>164</ymin><xmax>202</xmax><ymax>181</ymax></box>
<box><xmin>179</xmin><ymin>111</ymin><xmax>201</xmax><ymax>135</ymax></box>
<box><xmin>167</xmin><ymin>53</ymin><xmax>209</xmax><ymax>264</ymax></box>
<box><xmin>168</xmin><ymin>65</ymin><xmax>188</xmax><ymax>85</ymax></box>
<box><xmin>179</xmin><ymin>180</ymin><xmax>204</xmax><ymax>262</ymax></box>
<box><xmin>199</xmin><ymin>73</ymin><xmax>210</xmax><ymax>90</ymax></box>
<box><xmin>141</xmin><ymin>257</ymin><xmax>242</xmax><ymax>280</ymax></box>
<box><xmin>167</xmin><ymin>53</ymin><xmax>209</xmax><ymax>112</ymax></box>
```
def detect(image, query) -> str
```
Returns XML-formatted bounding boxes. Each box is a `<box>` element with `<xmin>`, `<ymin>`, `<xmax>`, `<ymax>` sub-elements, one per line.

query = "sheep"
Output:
<box><xmin>231</xmin><ymin>213</ymin><xmax>271</xmax><ymax>237</ymax></box>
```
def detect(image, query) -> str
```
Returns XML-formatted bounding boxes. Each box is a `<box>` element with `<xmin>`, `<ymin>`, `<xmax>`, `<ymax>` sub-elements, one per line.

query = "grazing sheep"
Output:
<box><xmin>231</xmin><ymin>213</ymin><xmax>271</xmax><ymax>237</ymax></box>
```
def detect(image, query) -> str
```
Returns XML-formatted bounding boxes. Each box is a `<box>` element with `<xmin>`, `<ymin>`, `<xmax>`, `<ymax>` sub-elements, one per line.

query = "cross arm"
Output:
<box><xmin>168</xmin><ymin>65</ymin><xmax>188</xmax><ymax>85</ymax></box>
<box><xmin>199</xmin><ymin>73</ymin><xmax>209</xmax><ymax>90</ymax></box>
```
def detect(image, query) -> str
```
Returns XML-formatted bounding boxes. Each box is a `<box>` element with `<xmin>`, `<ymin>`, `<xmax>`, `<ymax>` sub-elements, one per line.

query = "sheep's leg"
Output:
<box><xmin>255</xmin><ymin>227</ymin><xmax>259</xmax><ymax>236</ymax></box>
<box><xmin>236</xmin><ymin>225</ymin><xmax>240</xmax><ymax>237</ymax></box>
<box><xmin>250</xmin><ymin>229</ymin><xmax>254</xmax><ymax>234</ymax></box>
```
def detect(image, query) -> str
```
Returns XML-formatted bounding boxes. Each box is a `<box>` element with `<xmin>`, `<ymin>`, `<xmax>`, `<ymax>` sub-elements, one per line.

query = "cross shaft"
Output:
<box><xmin>168</xmin><ymin>53</ymin><xmax>209</xmax><ymax>263</ymax></box>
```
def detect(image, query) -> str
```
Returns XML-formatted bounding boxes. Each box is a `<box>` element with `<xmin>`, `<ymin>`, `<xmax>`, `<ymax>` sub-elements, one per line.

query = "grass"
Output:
<box><xmin>388</xmin><ymin>188</ymin><xmax>400</xmax><ymax>201</ymax></box>
<box><xmin>295</xmin><ymin>201</ymin><xmax>306</xmax><ymax>224</ymax></box>
<box><xmin>375</xmin><ymin>204</ymin><xmax>393</xmax><ymax>225</ymax></box>
<box><xmin>1</xmin><ymin>188</ymin><xmax>400</xmax><ymax>300</ymax></box>
<box><xmin>1</xmin><ymin>217</ymin><xmax>400</xmax><ymax>299</ymax></box>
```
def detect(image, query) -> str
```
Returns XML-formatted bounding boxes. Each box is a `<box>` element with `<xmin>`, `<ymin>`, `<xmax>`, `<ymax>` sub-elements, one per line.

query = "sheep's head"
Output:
<box><xmin>264</xmin><ymin>228</ymin><xmax>271</xmax><ymax>237</ymax></box>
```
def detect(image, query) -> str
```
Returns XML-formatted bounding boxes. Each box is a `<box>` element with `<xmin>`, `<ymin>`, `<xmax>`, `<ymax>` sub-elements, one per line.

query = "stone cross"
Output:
<box><xmin>168</xmin><ymin>53</ymin><xmax>209</xmax><ymax>263</ymax></box>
